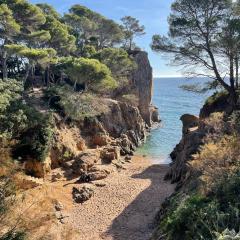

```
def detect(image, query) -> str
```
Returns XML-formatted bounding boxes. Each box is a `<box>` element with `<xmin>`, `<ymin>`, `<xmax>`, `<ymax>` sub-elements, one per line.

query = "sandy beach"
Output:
<box><xmin>16</xmin><ymin>155</ymin><xmax>175</xmax><ymax>240</ymax></box>
<box><xmin>66</xmin><ymin>155</ymin><xmax>175</xmax><ymax>240</ymax></box>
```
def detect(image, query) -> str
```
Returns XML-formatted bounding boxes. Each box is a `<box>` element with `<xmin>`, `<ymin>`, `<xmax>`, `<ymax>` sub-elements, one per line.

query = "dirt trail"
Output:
<box><xmin>66</xmin><ymin>156</ymin><xmax>175</xmax><ymax>240</ymax></box>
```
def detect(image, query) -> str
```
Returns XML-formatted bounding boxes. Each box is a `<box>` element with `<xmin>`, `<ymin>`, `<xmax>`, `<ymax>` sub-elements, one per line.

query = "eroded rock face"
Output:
<box><xmin>132</xmin><ymin>51</ymin><xmax>153</xmax><ymax>125</ymax></box>
<box><xmin>165</xmin><ymin>114</ymin><xmax>205</xmax><ymax>186</ymax></box>
<box><xmin>132</xmin><ymin>51</ymin><xmax>159</xmax><ymax>126</ymax></box>
<box><xmin>25</xmin><ymin>51</ymin><xmax>157</xmax><ymax>179</ymax></box>
<box><xmin>71</xmin><ymin>151</ymin><xmax>100</xmax><ymax>174</ymax></box>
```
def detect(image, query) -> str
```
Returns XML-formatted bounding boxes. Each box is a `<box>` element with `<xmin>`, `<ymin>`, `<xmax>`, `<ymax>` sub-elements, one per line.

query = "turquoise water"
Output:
<box><xmin>136</xmin><ymin>77</ymin><xmax>211</xmax><ymax>164</ymax></box>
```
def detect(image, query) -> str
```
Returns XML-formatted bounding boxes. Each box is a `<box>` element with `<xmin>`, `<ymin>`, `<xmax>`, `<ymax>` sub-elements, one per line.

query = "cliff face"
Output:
<box><xmin>165</xmin><ymin>114</ymin><xmax>205</xmax><ymax>185</ymax></box>
<box><xmin>132</xmin><ymin>51</ymin><xmax>159</xmax><ymax>126</ymax></box>
<box><xmin>24</xmin><ymin>52</ymin><xmax>157</xmax><ymax>178</ymax></box>
<box><xmin>165</xmin><ymin>97</ymin><xmax>230</xmax><ymax>186</ymax></box>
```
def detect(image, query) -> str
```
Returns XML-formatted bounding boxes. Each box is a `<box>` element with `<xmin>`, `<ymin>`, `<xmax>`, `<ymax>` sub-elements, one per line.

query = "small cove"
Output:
<box><xmin>136</xmin><ymin>77</ymin><xmax>212</xmax><ymax>164</ymax></box>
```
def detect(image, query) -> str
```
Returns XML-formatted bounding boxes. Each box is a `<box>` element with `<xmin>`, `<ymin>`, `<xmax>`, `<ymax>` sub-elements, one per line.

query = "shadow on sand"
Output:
<box><xmin>103</xmin><ymin>164</ymin><xmax>173</xmax><ymax>240</ymax></box>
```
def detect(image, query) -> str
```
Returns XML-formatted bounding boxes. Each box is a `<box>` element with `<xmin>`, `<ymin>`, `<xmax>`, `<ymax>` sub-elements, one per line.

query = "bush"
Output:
<box><xmin>205</xmin><ymin>91</ymin><xmax>229</xmax><ymax>106</ymax></box>
<box><xmin>13</xmin><ymin>113</ymin><xmax>54</xmax><ymax>162</ymax></box>
<box><xmin>44</xmin><ymin>85</ymin><xmax>109</xmax><ymax>121</ymax></box>
<box><xmin>191</xmin><ymin>135</ymin><xmax>240</xmax><ymax>192</ymax></box>
<box><xmin>161</xmin><ymin>194</ymin><xmax>218</xmax><ymax>240</ymax></box>
<box><xmin>161</xmin><ymin>173</ymin><xmax>240</xmax><ymax>240</ymax></box>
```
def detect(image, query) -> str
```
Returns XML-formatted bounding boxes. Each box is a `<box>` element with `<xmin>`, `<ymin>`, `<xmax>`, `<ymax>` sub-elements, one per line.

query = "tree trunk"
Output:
<box><xmin>229</xmin><ymin>55</ymin><xmax>238</xmax><ymax>107</ymax></box>
<box><xmin>2</xmin><ymin>50</ymin><xmax>7</xmax><ymax>80</ymax></box>
<box><xmin>45</xmin><ymin>66</ymin><xmax>50</xmax><ymax>87</ymax></box>
<box><xmin>235</xmin><ymin>57</ymin><xmax>239</xmax><ymax>89</ymax></box>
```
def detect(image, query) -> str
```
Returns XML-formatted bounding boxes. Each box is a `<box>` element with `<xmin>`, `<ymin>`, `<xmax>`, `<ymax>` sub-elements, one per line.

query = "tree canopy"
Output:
<box><xmin>121</xmin><ymin>16</ymin><xmax>145</xmax><ymax>51</ymax></box>
<box><xmin>151</xmin><ymin>0</ymin><xmax>240</xmax><ymax>105</ymax></box>
<box><xmin>0</xmin><ymin>0</ymin><xmax>145</xmax><ymax>97</ymax></box>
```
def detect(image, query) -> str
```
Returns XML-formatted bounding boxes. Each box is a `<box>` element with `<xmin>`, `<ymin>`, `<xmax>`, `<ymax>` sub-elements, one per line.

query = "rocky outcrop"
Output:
<box><xmin>72</xmin><ymin>186</ymin><xmax>94</xmax><ymax>204</ymax></box>
<box><xmin>132</xmin><ymin>51</ymin><xmax>159</xmax><ymax>126</ymax></box>
<box><xmin>165</xmin><ymin>114</ymin><xmax>205</xmax><ymax>186</ymax></box>
<box><xmin>23</xmin><ymin>52</ymin><xmax>157</xmax><ymax>179</ymax></box>
<box><xmin>200</xmin><ymin>92</ymin><xmax>232</xmax><ymax>118</ymax></box>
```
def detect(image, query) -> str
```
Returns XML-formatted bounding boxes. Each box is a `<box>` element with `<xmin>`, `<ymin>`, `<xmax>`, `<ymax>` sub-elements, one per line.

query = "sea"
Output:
<box><xmin>136</xmin><ymin>77</ymin><xmax>212</xmax><ymax>164</ymax></box>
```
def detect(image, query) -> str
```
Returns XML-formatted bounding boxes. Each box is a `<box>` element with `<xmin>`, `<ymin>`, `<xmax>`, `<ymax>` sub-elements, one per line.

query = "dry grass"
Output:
<box><xmin>191</xmin><ymin>135</ymin><xmax>240</xmax><ymax>192</ymax></box>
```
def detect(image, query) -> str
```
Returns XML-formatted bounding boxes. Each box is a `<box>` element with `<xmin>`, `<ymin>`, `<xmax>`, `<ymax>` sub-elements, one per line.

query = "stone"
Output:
<box><xmin>52</xmin><ymin>172</ymin><xmax>63</xmax><ymax>182</ymax></box>
<box><xmin>88</xmin><ymin>171</ymin><xmax>108</xmax><ymax>181</ymax></box>
<box><xmin>94</xmin><ymin>181</ymin><xmax>107</xmax><ymax>187</ymax></box>
<box><xmin>92</xmin><ymin>134</ymin><xmax>110</xmax><ymax>147</ymax></box>
<box><xmin>72</xmin><ymin>186</ymin><xmax>94</xmax><ymax>204</ymax></box>
<box><xmin>124</xmin><ymin>155</ymin><xmax>132</xmax><ymax>162</ymax></box>
<box><xmin>54</xmin><ymin>201</ymin><xmax>64</xmax><ymax>211</ymax></box>
<box><xmin>100</xmin><ymin>147</ymin><xmax>120</xmax><ymax>163</ymax></box>
<box><xmin>71</xmin><ymin>151</ymin><xmax>100</xmax><ymax>174</ymax></box>
<box><xmin>76</xmin><ymin>140</ymin><xmax>86</xmax><ymax>151</ymax></box>
<box><xmin>150</xmin><ymin>106</ymin><xmax>160</xmax><ymax>123</ymax></box>
<box><xmin>180</xmin><ymin>114</ymin><xmax>199</xmax><ymax>134</ymax></box>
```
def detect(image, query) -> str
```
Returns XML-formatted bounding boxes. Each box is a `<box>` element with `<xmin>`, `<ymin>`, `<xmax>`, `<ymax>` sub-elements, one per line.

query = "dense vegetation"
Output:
<box><xmin>0</xmin><ymin>1</ymin><xmax>146</xmax><ymax>238</ymax></box>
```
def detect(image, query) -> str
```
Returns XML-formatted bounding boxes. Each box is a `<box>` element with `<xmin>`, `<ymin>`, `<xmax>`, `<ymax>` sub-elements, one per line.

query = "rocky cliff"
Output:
<box><xmin>165</xmin><ymin>93</ymin><xmax>232</xmax><ymax>187</ymax></box>
<box><xmin>165</xmin><ymin>114</ymin><xmax>205</xmax><ymax>186</ymax></box>
<box><xmin>24</xmin><ymin>51</ymin><xmax>158</xmax><ymax>179</ymax></box>
<box><xmin>132</xmin><ymin>51</ymin><xmax>160</xmax><ymax>126</ymax></box>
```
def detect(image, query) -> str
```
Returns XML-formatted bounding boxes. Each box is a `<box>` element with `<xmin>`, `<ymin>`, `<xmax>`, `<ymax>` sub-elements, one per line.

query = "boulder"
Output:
<box><xmin>71</xmin><ymin>151</ymin><xmax>100</xmax><ymax>174</ymax></box>
<box><xmin>51</xmin><ymin>172</ymin><xmax>63</xmax><ymax>182</ymax></box>
<box><xmin>92</xmin><ymin>134</ymin><xmax>111</xmax><ymax>147</ymax></box>
<box><xmin>100</xmin><ymin>147</ymin><xmax>120</xmax><ymax>163</ymax></box>
<box><xmin>72</xmin><ymin>186</ymin><xmax>94</xmax><ymax>204</ymax></box>
<box><xmin>88</xmin><ymin>171</ymin><xmax>108</xmax><ymax>181</ymax></box>
<box><xmin>180</xmin><ymin>114</ymin><xmax>199</xmax><ymax>134</ymax></box>
<box><xmin>150</xmin><ymin>106</ymin><xmax>161</xmax><ymax>123</ymax></box>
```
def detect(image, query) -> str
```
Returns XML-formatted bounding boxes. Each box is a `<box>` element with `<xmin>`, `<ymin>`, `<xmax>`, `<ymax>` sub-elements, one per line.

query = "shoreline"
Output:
<box><xmin>65</xmin><ymin>155</ymin><xmax>175</xmax><ymax>240</ymax></box>
<box><xmin>17</xmin><ymin>155</ymin><xmax>175</xmax><ymax>239</ymax></box>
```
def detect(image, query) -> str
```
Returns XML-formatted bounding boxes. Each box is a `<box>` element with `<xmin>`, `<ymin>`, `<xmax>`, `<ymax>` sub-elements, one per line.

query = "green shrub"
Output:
<box><xmin>205</xmin><ymin>91</ymin><xmax>229</xmax><ymax>106</ymax></box>
<box><xmin>161</xmin><ymin>194</ymin><xmax>218</xmax><ymax>240</ymax></box>
<box><xmin>216</xmin><ymin>229</ymin><xmax>240</xmax><ymax>240</ymax></box>
<box><xmin>14</xmin><ymin>113</ymin><xmax>54</xmax><ymax>162</ymax></box>
<box><xmin>44</xmin><ymin>85</ymin><xmax>109</xmax><ymax>121</ymax></box>
<box><xmin>161</xmin><ymin>173</ymin><xmax>240</xmax><ymax>240</ymax></box>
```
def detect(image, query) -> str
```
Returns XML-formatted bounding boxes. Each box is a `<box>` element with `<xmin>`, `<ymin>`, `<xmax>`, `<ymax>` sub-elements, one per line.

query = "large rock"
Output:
<box><xmin>132</xmin><ymin>51</ymin><xmax>153</xmax><ymax>126</ymax></box>
<box><xmin>180</xmin><ymin>114</ymin><xmax>199</xmax><ymax>134</ymax></box>
<box><xmin>71</xmin><ymin>151</ymin><xmax>100</xmax><ymax>174</ymax></box>
<box><xmin>72</xmin><ymin>186</ymin><xmax>94</xmax><ymax>204</ymax></box>
<box><xmin>100</xmin><ymin>146</ymin><xmax>120</xmax><ymax>163</ymax></box>
<box><xmin>165</xmin><ymin>114</ymin><xmax>204</xmax><ymax>186</ymax></box>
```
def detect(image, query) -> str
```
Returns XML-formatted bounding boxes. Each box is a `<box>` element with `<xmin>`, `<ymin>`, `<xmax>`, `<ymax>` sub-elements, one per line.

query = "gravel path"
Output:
<box><xmin>66</xmin><ymin>156</ymin><xmax>175</xmax><ymax>240</ymax></box>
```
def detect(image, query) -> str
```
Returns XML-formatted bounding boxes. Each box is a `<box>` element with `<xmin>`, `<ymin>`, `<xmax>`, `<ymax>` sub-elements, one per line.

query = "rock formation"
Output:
<box><xmin>24</xmin><ymin>51</ymin><xmax>158</xmax><ymax>180</ymax></box>
<box><xmin>132</xmin><ymin>51</ymin><xmax>160</xmax><ymax>126</ymax></box>
<box><xmin>165</xmin><ymin>114</ymin><xmax>205</xmax><ymax>186</ymax></box>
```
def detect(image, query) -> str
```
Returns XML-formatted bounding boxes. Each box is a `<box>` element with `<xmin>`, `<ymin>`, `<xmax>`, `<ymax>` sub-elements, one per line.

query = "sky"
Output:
<box><xmin>30</xmin><ymin>0</ymin><xmax>181</xmax><ymax>77</ymax></box>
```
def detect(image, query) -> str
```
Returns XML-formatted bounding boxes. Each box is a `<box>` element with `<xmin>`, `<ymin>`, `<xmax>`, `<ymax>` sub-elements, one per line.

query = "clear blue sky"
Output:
<box><xmin>30</xmin><ymin>0</ymin><xmax>181</xmax><ymax>77</ymax></box>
